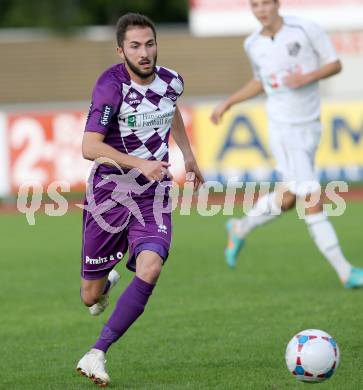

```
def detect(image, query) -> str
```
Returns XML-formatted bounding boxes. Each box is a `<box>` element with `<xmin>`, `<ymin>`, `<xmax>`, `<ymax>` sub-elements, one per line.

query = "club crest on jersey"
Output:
<box><xmin>165</xmin><ymin>85</ymin><xmax>178</xmax><ymax>101</ymax></box>
<box><xmin>99</xmin><ymin>104</ymin><xmax>114</xmax><ymax>126</ymax></box>
<box><xmin>287</xmin><ymin>41</ymin><xmax>301</xmax><ymax>57</ymax></box>
<box><xmin>166</xmin><ymin>92</ymin><xmax>177</xmax><ymax>101</ymax></box>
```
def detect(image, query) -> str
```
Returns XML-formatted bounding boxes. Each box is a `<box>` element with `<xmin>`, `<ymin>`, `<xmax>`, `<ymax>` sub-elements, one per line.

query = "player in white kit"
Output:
<box><xmin>211</xmin><ymin>0</ymin><xmax>363</xmax><ymax>288</ymax></box>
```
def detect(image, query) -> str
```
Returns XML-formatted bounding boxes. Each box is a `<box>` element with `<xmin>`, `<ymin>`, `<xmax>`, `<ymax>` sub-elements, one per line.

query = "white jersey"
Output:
<box><xmin>244</xmin><ymin>16</ymin><xmax>338</xmax><ymax>124</ymax></box>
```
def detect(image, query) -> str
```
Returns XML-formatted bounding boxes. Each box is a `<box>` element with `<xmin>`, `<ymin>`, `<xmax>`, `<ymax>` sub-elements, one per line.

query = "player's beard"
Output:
<box><xmin>124</xmin><ymin>54</ymin><xmax>157</xmax><ymax>80</ymax></box>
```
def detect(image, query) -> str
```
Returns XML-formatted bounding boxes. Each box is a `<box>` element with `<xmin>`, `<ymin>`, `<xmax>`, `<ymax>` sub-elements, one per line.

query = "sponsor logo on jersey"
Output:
<box><xmin>127</xmin><ymin>91</ymin><xmax>142</xmax><ymax>105</ymax></box>
<box><xmin>85</xmin><ymin>252</ymin><xmax>123</xmax><ymax>265</ymax></box>
<box><xmin>85</xmin><ymin>255</ymin><xmax>108</xmax><ymax>265</ymax></box>
<box><xmin>129</xmin><ymin>92</ymin><xmax>138</xmax><ymax>100</ymax></box>
<box><xmin>125</xmin><ymin>110</ymin><xmax>174</xmax><ymax>128</ymax></box>
<box><xmin>157</xmin><ymin>224</ymin><xmax>168</xmax><ymax>234</ymax></box>
<box><xmin>128</xmin><ymin>115</ymin><xmax>137</xmax><ymax>127</ymax></box>
<box><xmin>99</xmin><ymin>104</ymin><xmax>114</xmax><ymax>126</ymax></box>
<box><xmin>287</xmin><ymin>41</ymin><xmax>301</xmax><ymax>57</ymax></box>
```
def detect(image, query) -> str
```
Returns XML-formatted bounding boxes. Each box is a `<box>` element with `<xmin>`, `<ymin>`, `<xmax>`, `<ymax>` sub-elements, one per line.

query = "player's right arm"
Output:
<box><xmin>82</xmin><ymin>132</ymin><xmax>170</xmax><ymax>181</ymax></box>
<box><xmin>210</xmin><ymin>79</ymin><xmax>263</xmax><ymax>125</ymax></box>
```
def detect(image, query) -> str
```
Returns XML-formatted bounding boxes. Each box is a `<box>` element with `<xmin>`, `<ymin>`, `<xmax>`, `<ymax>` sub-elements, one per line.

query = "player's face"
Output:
<box><xmin>118</xmin><ymin>26</ymin><xmax>157</xmax><ymax>82</ymax></box>
<box><xmin>250</xmin><ymin>0</ymin><xmax>280</xmax><ymax>28</ymax></box>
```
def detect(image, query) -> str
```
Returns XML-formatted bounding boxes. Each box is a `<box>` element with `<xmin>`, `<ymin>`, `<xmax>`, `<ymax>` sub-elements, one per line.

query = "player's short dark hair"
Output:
<box><xmin>116</xmin><ymin>13</ymin><xmax>156</xmax><ymax>47</ymax></box>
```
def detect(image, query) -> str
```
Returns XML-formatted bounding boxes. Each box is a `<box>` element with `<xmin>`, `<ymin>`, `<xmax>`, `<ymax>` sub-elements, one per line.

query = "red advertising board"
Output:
<box><xmin>7</xmin><ymin>110</ymin><xmax>92</xmax><ymax>193</ymax></box>
<box><xmin>6</xmin><ymin>106</ymin><xmax>195</xmax><ymax>195</ymax></box>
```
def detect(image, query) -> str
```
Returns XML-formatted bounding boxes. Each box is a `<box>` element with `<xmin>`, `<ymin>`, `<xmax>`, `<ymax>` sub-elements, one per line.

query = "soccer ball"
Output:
<box><xmin>285</xmin><ymin>329</ymin><xmax>340</xmax><ymax>383</ymax></box>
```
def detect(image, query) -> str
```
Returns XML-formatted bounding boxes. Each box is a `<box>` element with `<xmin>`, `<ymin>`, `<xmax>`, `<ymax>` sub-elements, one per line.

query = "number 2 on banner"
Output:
<box><xmin>10</xmin><ymin>117</ymin><xmax>48</xmax><ymax>187</ymax></box>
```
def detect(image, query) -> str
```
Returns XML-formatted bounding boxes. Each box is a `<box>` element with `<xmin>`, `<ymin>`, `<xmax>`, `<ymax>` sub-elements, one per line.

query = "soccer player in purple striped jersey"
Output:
<box><xmin>76</xmin><ymin>13</ymin><xmax>203</xmax><ymax>387</ymax></box>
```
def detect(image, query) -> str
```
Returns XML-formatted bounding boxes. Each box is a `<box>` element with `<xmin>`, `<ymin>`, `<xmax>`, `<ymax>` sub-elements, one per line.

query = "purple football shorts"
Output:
<box><xmin>81</xmin><ymin>180</ymin><xmax>172</xmax><ymax>280</ymax></box>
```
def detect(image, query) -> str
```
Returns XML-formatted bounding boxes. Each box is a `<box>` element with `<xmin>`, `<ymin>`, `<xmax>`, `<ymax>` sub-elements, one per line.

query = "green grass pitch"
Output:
<box><xmin>1</xmin><ymin>202</ymin><xmax>363</xmax><ymax>389</ymax></box>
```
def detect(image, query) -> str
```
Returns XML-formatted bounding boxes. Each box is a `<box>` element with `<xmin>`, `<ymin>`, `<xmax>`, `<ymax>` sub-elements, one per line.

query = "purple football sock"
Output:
<box><xmin>93</xmin><ymin>276</ymin><xmax>155</xmax><ymax>353</ymax></box>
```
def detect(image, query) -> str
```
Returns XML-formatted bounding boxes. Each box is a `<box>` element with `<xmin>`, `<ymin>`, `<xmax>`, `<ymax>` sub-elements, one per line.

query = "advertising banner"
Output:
<box><xmin>190</xmin><ymin>0</ymin><xmax>363</xmax><ymax>36</ymax></box>
<box><xmin>194</xmin><ymin>101</ymin><xmax>363</xmax><ymax>182</ymax></box>
<box><xmin>1</xmin><ymin>101</ymin><xmax>363</xmax><ymax>198</ymax></box>
<box><xmin>4</xmin><ymin>106</ymin><xmax>194</xmax><ymax>196</ymax></box>
<box><xmin>0</xmin><ymin>113</ymin><xmax>10</xmax><ymax>197</ymax></box>
<box><xmin>318</xmin><ymin>102</ymin><xmax>363</xmax><ymax>181</ymax></box>
<box><xmin>7</xmin><ymin>110</ymin><xmax>91</xmax><ymax>194</ymax></box>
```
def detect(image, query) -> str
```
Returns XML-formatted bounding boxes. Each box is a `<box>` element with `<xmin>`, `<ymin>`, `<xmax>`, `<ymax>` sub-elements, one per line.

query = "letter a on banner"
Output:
<box><xmin>217</xmin><ymin>115</ymin><xmax>269</xmax><ymax>161</ymax></box>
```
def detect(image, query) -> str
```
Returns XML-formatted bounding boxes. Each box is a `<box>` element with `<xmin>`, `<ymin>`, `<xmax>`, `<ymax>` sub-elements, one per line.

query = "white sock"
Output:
<box><xmin>234</xmin><ymin>192</ymin><xmax>281</xmax><ymax>238</ymax></box>
<box><xmin>305</xmin><ymin>212</ymin><xmax>352</xmax><ymax>282</ymax></box>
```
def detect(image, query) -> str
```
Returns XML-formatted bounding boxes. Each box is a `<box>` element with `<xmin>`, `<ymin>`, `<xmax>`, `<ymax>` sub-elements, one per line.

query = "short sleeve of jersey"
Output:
<box><xmin>85</xmin><ymin>71</ymin><xmax>122</xmax><ymax>135</ymax></box>
<box><xmin>244</xmin><ymin>36</ymin><xmax>261</xmax><ymax>81</ymax></box>
<box><xmin>304</xmin><ymin>20</ymin><xmax>339</xmax><ymax>66</ymax></box>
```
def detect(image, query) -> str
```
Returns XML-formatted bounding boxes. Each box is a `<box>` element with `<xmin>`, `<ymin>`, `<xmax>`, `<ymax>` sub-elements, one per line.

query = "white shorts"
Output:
<box><xmin>269</xmin><ymin>120</ymin><xmax>322</xmax><ymax>196</ymax></box>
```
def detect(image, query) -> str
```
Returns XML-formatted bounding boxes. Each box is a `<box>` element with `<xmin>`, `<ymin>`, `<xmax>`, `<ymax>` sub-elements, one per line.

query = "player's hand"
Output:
<box><xmin>284</xmin><ymin>72</ymin><xmax>312</xmax><ymax>89</ymax></box>
<box><xmin>138</xmin><ymin>160</ymin><xmax>173</xmax><ymax>182</ymax></box>
<box><xmin>210</xmin><ymin>102</ymin><xmax>229</xmax><ymax>125</ymax></box>
<box><xmin>184</xmin><ymin>157</ymin><xmax>204</xmax><ymax>191</ymax></box>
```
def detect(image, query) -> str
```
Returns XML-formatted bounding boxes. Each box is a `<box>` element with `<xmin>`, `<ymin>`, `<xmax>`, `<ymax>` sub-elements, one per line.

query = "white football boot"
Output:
<box><xmin>89</xmin><ymin>269</ymin><xmax>120</xmax><ymax>316</ymax></box>
<box><xmin>77</xmin><ymin>349</ymin><xmax>110</xmax><ymax>387</ymax></box>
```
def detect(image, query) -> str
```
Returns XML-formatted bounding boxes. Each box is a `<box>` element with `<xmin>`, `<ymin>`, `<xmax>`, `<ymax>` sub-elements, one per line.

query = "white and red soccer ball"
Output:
<box><xmin>285</xmin><ymin>329</ymin><xmax>340</xmax><ymax>383</ymax></box>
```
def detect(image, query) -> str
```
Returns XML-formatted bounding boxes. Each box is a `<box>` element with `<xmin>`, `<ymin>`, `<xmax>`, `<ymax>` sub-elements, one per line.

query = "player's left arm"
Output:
<box><xmin>285</xmin><ymin>21</ymin><xmax>342</xmax><ymax>89</ymax></box>
<box><xmin>171</xmin><ymin>105</ymin><xmax>204</xmax><ymax>190</ymax></box>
